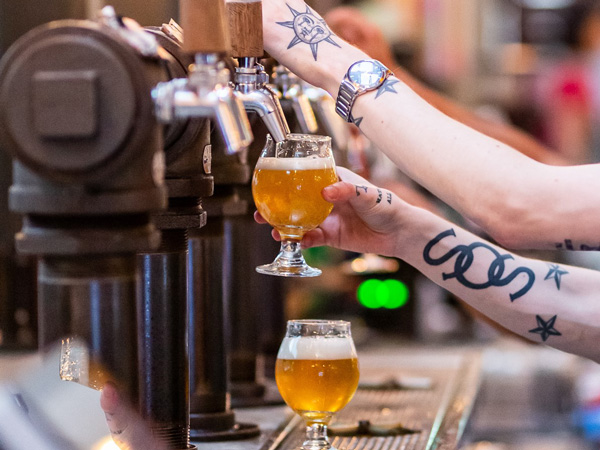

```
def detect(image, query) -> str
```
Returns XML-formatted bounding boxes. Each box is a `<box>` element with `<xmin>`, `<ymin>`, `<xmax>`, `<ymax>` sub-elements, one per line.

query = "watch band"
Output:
<box><xmin>335</xmin><ymin>79</ymin><xmax>359</xmax><ymax>123</ymax></box>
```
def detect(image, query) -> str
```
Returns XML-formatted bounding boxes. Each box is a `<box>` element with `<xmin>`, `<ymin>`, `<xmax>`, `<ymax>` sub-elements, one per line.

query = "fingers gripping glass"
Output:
<box><xmin>276</xmin><ymin>320</ymin><xmax>359</xmax><ymax>450</ymax></box>
<box><xmin>252</xmin><ymin>134</ymin><xmax>337</xmax><ymax>277</ymax></box>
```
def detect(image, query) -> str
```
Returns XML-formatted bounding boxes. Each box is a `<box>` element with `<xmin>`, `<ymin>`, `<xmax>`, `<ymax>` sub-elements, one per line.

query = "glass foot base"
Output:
<box><xmin>300</xmin><ymin>443</ymin><xmax>335</xmax><ymax>450</ymax></box>
<box><xmin>256</xmin><ymin>239</ymin><xmax>322</xmax><ymax>277</ymax></box>
<box><xmin>256</xmin><ymin>262</ymin><xmax>321</xmax><ymax>277</ymax></box>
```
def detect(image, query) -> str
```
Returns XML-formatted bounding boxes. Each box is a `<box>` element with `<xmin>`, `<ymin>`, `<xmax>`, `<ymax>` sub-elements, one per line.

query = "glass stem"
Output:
<box><xmin>276</xmin><ymin>239</ymin><xmax>305</xmax><ymax>267</ymax></box>
<box><xmin>302</xmin><ymin>423</ymin><xmax>331</xmax><ymax>450</ymax></box>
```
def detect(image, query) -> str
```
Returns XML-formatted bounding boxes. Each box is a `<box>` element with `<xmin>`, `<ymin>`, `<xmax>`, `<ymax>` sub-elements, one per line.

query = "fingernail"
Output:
<box><xmin>323</xmin><ymin>185</ymin><xmax>339</xmax><ymax>201</ymax></box>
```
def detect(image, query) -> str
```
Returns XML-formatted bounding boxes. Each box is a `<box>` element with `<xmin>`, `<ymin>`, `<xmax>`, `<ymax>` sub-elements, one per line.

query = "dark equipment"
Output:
<box><xmin>0</xmin><ymin>14</ymin><xmax>168</xmax><ymax>403</ymax></box>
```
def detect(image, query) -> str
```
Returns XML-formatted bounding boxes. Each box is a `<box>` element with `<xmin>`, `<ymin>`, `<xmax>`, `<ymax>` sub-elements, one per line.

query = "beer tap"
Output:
<box><xmin>152</xmin><ymin>0</ymin><xmax>253</xmax><ymax>154</ymax></box>
<box><xmin>222</xmin><ymin>0</ymin><xmax>290</xmax><ymax>410</ymax></box>
<box><xmin>226</xmin><ymin>0</ymin><xmax>290</xmax><ymax>143</ymax></box>
<box><xmin>271</xmin><ymin>64</ymin><xmax>318</xmax><ymax>134</ymax></box>
<box><xmin>137</xmin><ymin>0</ymin><xmax>258</xmax><ymax>446</ymax></box>
<box><xmin>148</xmin><ymin>0</ymin><xmax>260</xmax><ymax>442</ymax></box>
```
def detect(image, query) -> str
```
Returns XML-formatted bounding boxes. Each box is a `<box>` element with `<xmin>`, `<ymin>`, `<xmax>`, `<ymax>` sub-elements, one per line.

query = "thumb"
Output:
<box><xmin>322</xmin><ymin>181</ymin><xmax>354</xmax><ymax>203</ymax></box>
<box><xmin>323</xmin><ymin>181</ymin><xmax>393</xmax><ymax>213</ymax></box>
<box><xmin>323</xmin><ymin>181</ymin><xmax>401</xmax><ymax>235</ymax></box>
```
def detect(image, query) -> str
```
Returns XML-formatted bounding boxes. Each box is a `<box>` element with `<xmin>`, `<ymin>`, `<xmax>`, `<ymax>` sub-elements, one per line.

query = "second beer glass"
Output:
<box><xmin>276</xmin><ymin>320</ymin><xmax>359</xmax><ymax>450</ymax></box>
<box><xmin>252</xmin><ymin>134</ymin><xmax>337</xmax><ymax>277</ymax></box>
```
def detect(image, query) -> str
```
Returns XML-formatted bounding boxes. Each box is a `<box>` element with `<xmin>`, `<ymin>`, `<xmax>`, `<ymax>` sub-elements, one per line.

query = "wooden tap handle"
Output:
<box><xmin>226</xmin><ymin>0</ymin><xmax>263</xmax><ymax>58</ymax></box>
<box><xmin>180</xmin><ymin>0</ymin><xmax>231</xmax><ymax>54</ymax></box>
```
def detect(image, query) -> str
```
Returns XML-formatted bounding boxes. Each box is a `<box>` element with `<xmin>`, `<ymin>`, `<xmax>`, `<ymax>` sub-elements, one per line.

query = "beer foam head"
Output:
<box><xmin>255</xmin><ymin>157</ymin><xmax>335</xmax><ymax>171</ymax></box>
<box><xmin>277</xmin><ymin>336</ymin><xmax>357</xmax><ymax>360</ymax></box>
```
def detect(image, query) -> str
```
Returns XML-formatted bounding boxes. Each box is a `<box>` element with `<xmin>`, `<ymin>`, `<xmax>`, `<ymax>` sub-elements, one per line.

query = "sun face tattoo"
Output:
<box><xmin>276</xmin><ymin>4</ymin><xmax>341</xmax><ymax>60</ymax></box>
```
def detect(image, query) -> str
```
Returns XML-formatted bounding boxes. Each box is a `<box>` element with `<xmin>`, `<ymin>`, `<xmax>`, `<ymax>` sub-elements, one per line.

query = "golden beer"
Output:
<box><xmin>252</xmin><ymin>157</ymin><xmax>337</xmax><ymax>240</ymax></box>
<box><xmin>275</xmin><ymin>333</ymin><xmax>359</xmax><ymax>425</ymax></box>
<box><xmin>276</xmin><ymin>357</ymin><xmax>359</xmax><ymax>424</ymax></box>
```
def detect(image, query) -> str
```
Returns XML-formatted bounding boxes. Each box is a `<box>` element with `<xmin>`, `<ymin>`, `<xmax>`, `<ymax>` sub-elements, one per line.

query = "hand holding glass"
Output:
<box><xmin>252</xmin><ymin>134</ymin><xmax>337</xmax><ymax>277</ymax></box>
<box><xmin>276</xmin><ymin>320</ymin><xmax>359</xmax><ymax>450</ymax></box>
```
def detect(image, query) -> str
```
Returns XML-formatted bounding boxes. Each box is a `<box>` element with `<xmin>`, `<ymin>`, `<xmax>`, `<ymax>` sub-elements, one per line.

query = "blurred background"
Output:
<box><xmin>2</xmin><ymin>1</ymin><xmax>600</xmax><ymax>449</ymax></box>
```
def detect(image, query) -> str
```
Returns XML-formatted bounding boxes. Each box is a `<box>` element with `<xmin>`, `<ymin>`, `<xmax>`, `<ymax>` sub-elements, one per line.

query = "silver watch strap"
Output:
<box><xmin>335</xmin><ymin>79</ymin><xmax>359</xmax><ymax>122</ymax></box>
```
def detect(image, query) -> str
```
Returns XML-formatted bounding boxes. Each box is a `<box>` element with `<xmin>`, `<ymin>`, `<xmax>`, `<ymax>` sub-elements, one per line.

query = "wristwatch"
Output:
<box><xmin>335</xmin><ymin>59</ymin><xmax>393</xmax><ymax>122</ymax></box>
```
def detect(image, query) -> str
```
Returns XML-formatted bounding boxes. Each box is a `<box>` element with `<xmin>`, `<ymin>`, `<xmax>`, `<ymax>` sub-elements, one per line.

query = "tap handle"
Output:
<box><xmin>226</xmin><ymin>0</ymin><xmax>263</xmax><ymax>57</ymax></box>
<box><xmin>180</xmin><ymin>0</ymin><xmax>231</xmax><ymax>54</ymax></box>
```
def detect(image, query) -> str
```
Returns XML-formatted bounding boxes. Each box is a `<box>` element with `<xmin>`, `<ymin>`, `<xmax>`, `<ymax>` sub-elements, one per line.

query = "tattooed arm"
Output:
<box><xmin>255</xmin><ymin>167</ymin><xmax>600</xmax><ymax>362</ymax></box>
<box><xmin>323</xmin><ymin>6</ymin><xmax>566</xmax><ymax>167</ymax></box>
<box><xmin>261</xmin><ymin>0</ymin><xmax>600</xmax><ymax>250</ymax></box>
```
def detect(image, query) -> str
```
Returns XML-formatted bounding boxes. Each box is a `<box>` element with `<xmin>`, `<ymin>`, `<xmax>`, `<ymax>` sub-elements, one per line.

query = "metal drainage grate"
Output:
<box><xmin>261</xmin><ymin>356</ymin><xmax>481</xmax><ymax>450</ymax></box>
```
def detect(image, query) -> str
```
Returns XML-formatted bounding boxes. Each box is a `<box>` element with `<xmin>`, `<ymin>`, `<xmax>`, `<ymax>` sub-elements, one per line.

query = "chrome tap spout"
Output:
<box><xmin>235</xmin><ymin>86</ymin><xmax>290</xmax><ymax>142</ymax></box>
<box><xmin>232</xmin><ymin>63</ymin><xmax>290</xmax><ymax>143</ymax></box>
<box><xmin>153</xmin><ymin>54</ymin><xmax>253</xmax><ymax>154</ymax></box>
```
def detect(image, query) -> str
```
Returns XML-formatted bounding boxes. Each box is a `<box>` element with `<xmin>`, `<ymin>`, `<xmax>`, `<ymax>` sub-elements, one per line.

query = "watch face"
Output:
<box><xmin>347</xmin><ymin>60</ymin><xmax>386</xmax><ymax>89</ymax></box>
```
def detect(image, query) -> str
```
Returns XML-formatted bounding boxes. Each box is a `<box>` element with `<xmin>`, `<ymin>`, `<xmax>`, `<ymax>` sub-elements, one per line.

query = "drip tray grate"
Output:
<box><xmin>261</xmin><ymin>353</ymin><xmax>481</xmax><ymax>450</ymax></box>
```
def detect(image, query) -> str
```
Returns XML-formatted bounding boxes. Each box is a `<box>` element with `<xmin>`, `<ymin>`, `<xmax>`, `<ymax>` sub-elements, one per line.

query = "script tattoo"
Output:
<box><xmin>376</xmin><ymin>189</ymin><xmax>382</xmax><ymax>204</ymax></box>
<box><xmin>544</xmin><ymin>263</ymin><xmax>568</xmax><ymax>290</ymax></box>
<box><xmin>529</xmin><ymin>315</ymin><xmax>562</xmax><ymax>342</ymax></box>
<box><xmin>375</xmin><ymin>78</ymin><xmax>399</xmax><ymax>99</ymax></box>
<box><xmin>355</xmin><ymin>185</ymin><xmax>368</xmax><ymax>196</ymax></box>
<box><xmin>423</xmin><ymin>229</ymin><xmax>535</xmax><ymax>302</ymax></box>
<box><xmin>277</xmin><ymin>4</ymin><xmax>341</xmax><ymax>60</ymax></box>
<box><xmin>555</xmin><ymin>239</ymin><xmax>600</xmax><ymax>251</ymax></box>
<box><xmin>387</xmin><ymin>192</ymin><xmax>392</xmax><ymax>204</ymax></box>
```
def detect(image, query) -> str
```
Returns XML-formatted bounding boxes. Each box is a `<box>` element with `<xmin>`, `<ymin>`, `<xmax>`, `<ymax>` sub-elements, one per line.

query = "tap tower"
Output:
<box><xmin>0</xmin><ymin>9</ymin><xmax>168</xmax><ymax>405</ymax></box>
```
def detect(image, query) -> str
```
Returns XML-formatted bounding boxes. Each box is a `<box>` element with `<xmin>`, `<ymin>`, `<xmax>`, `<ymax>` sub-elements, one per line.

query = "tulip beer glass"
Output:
<box><xmin>252</xmin><ymin>134</ymin><xmax>337</xmax><ymax>277</ymax></box>
<box><xmin>276</xmin><ymin>320</ymin><xmax>359</xmax><ymax>450</ymax></box>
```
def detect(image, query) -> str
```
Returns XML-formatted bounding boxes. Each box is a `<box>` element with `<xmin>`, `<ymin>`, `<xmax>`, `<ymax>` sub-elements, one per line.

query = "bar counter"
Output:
<box><xmin>196</xmin><ymin>343</ymin><xmax>482</xmax><ymax>450</ymax></box>
<box><xmin>0</xmin><ymin>337</ymin><xmax>591</xmax><ymax>450</ymax></box>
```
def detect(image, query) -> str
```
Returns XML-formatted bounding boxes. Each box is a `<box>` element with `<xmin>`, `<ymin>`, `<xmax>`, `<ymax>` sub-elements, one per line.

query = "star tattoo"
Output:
<box><xmin>529</xmin><ymin>315</ymin><xmax>562</xmax><ymax>342</ymax></box>
<box><xmin>276</xmin><ymin>4</ymin><xmax>341</xmax><ymax>61</ymax></box>
<box><xmin>352</xmin><ymin>116</ymin><xmax>363</xmax><ymax>128</ymax></box>
<box><xmin>544</xmin><ymin>263</ymin><xmax>568</xmax><ymax>290</ymax></box>
<box><xmin>375</xmin><ymin>78</ymin><xmax>399</xmax><ymax>99</ymax></box>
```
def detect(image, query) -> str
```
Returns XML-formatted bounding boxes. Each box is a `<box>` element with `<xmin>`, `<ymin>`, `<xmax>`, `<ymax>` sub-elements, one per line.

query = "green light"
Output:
<box><xmin>383</xmin><ymin>279</ymin><xmax>409</xmax><ymax>309</ymax></box>
<box><xmin>375</xmin><ymin>281</ymin><xmax>389</xmax><ymax>307</ymax></box>
<box><xmin>357</xmin><ymin>279</ymin><xmax>382</xmax><ymax>309</ymax></box>
<box><xmin>357</xmin><ymin>279</ymin><xmax>410</xmax><ymax>309</ymax></box>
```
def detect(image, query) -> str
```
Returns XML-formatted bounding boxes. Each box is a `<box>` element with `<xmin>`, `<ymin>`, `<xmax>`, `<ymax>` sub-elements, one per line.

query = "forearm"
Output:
<box><xmin>355</xmin><ymin>89</ymin><xmax>600</xmax><ymax>249</ymax></box>
<box><xmin>397</xmin><ymin>207</ymin><xmax>600</xmax><ymax>363</ymax></box>
<box><xmin>321</xmin><ymin>6</ymin><xmax>563</xmax><ymax>166</ymax></box>
<box><xmin>393</xmin><ymin>67</ymin><xmax>567</xmax><ymax>166</ymax></box>
<box><xmin>263</xmin><ymin>0</ymin><xmax>600</xmax><ymax>249</ymax></box>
